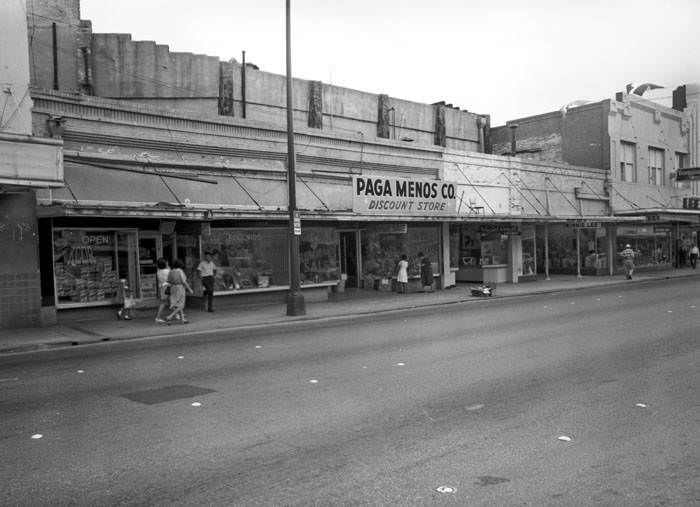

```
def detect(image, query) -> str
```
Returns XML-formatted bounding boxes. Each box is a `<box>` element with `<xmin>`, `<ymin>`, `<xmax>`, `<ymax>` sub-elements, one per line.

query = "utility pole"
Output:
<box><xmin>285</xmin><ymin>0</ymin><xmax>305</xmax><ymax>316</ymax></box>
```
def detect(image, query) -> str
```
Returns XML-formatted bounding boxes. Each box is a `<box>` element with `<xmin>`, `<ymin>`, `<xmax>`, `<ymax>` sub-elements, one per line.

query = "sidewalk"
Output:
<box><xmin>1</xmin><ymin>269</ymin><xmax>698</xmax><ymax>355</ymax></box>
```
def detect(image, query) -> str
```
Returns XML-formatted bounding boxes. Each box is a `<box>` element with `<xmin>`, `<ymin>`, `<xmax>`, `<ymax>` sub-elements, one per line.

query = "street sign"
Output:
<box><xmin>293</xmin><ymin>212</ymin><xmax>301</xmax><ymax>235</ymax></box>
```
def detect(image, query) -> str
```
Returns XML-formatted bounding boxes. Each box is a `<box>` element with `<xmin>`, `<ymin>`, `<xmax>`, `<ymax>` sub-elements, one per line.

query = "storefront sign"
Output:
<box><xmin>567</xmin><ymin>220</ymin><xmax>602</xmax><ymax>228</ymax></box>
<box><xmin>352</xmin><ymin>176</ymin><xmax>456</xmax><ymax>215</ymax></box>
<box><xmin>293</xmin><ymin>212</ymin><xmax>301</xmax><ymax>236</ymax></box>
<box><xmin>682</xmin><ymin>197</ymin><xmax>700</xmax><ymax>209</ymax></box>
<box><xmin>478</xmin><ymin>224</ymin><xmax>520</xmax><ymax>236</ymax></box>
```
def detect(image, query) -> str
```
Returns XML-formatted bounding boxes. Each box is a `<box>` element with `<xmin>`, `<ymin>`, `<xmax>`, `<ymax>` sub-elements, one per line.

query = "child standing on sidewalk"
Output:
<box><xmin>117</xmin><ymin>278</ymin><xmax>135</xmax><ymax>320</ymax></box>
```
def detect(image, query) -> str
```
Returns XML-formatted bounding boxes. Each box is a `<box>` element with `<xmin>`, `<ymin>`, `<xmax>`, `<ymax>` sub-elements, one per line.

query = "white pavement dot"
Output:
<box><xmin>396</xmin><ymin>362</ymin><xmax>406</xmax><ymax>366</ymax></box>
<box><xmin>618</xmin><ymin>295</ymin><xmax>623</xmax><ymax>298</ymax></box>
<box><xmin>177</xmin><ymin>356</ymin><xmax>184</xmax><ymax>359</ymax></box>
<box><xmin>596</xmin><ymin>298</ymin><xmax>601</xmax><ymax>301</ymax></box>
<box><xmin>255</xmin><ymin>345</ymin><xmax>263</xmax><ymax>349</ymax></box>
<box><xmin>466</xmin><ymin>404</ymin><xmax>484</xmax><ymax>411</ymax></box>
<box><xmin>691</xmin><ymin>306</ymin><xmax>696</xmax><ymax>309</ymax></box>
<box><xmin>570</xmin><ymin>302</ymin><xmax>576</xmax><ymax>305</ymax></box>
<box><xmin>558</xmin><ymin>436</ymin><xmax>572</xmax><ymax>442</ymax></box>
<box><xmin>76</xmin><ymin>370</ymin><xmax>84</xmax><ymax>374</ymax></box>
<box><xmin>31</xmin><ymin>434</ymin><xmax>43</xmax><ymax>439</ymax></box>
<box><xmin>362</xmin><ymin>366</ymin><xmax>367</xmax><ymax>369</ymax></box>
<box><xmin>191</xmin><ymin>402</ymin><xmax>202</xmax><ymax>407</ymax></box>
<box><xmin>309</xmin><ymin>379</ymin><xmax>319</xmax><ymax>384</ymax></box>
<box><xmin>667</xmin><ymin>310</ymin><xmax>673</xmax><ymax>313</ymax></box>
<box><xmin>635</xmin><ymin>403</ymin><xmax>648</xmax><ymax>408</ymax></box>
<box><xmin>543</xmin><ymin>305</ymin><xmax>548</xmax><ymax>309</ymax></box>
<box><xmin>436</xmin><ymin>486</ymin><xmax>455</xmax><ymax>494</ymax></box>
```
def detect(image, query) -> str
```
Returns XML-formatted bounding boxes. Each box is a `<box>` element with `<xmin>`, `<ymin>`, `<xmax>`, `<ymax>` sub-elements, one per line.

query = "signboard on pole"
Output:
<box><xmin>293</xmin><ymin>211</ymin><xmax>301</xmax><ymax>236</ymax></box>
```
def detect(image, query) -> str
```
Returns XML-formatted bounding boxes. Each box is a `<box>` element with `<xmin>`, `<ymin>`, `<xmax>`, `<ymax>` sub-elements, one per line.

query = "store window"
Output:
<box><xmin>521</xmin><ymin>226</ymin><xmax>536</xmax><ymax>276</ymax></box>
<box><xmin>361</xmin><ymin>223</ymin><xmax>440</xmax><ymax>285</ymax></box>
<box><xmin>299</xmin><ymin>227</ymin><xmax>341</xmax><ymax>283</ymax></box>
<box><xmin>53</xmin><ymin>229</ymin><xmax>138</xmax><ymax>307</ymax></box>
<box><xmin>201</xmin><ymin>228</ymin><xmax>288</xmax><ymax>292</ymax></box>
<box><xmin>617</xmin><ymin>226</ymin><xmax>671</xmax><ymax>268</ymax></box>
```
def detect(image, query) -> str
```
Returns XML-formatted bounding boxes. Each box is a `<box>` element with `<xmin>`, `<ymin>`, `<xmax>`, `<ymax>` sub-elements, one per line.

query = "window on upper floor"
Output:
<box><xmin>648</xmin><ymin>147</ymin><xmax>665</xmax><ymax>186</ymax></box>
<box><xmin>620</xmin><ymin>142</ymin><xmax>636</xmax><ymax>182</ymax></box>
<box><xmin>674</xmin><ymin>152</ymin><xmax>688</xmax><ymax>170</ymax></box>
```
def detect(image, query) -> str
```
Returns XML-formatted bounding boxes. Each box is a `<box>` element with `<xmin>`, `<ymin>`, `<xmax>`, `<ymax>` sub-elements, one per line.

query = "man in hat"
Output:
<box><xmin>619</xmin><ymin>244</ymin><xmax>635</xmax><ymax>280</ymax></box>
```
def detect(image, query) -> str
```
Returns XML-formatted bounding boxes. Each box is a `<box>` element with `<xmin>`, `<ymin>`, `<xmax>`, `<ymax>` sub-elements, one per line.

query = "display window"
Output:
<box><xmin>299</xmin><ymin>227</ymin><xmax>341</xmax><ymax>284</ymax></box>
<box><xmin>199</xmin><ymin>226</ymin><xmax>340</xmax><ymax>293</ymax></box>
<box><xmin>521</xmin><ymin>226</ymin><xmax>536</xmax><ymax>276</ymax></box>
<box><xmin>540</xmin><ymin>225</ymin><xmax>609</xmax><ymax>273</ymax></box>
<box><xmin>616</xmin><ymin>226</ymin><xmax>671</xmax><ymax>268</ymax></box>
<box><xmin>360</xmin><ymin>224</ymin><xmax>440</xmax><ymax>285</ymax></box>
<box><xmin>53</xmin><ymin>229</ymin><xmax>139</xmax><ymax>307</ymax></box>
<box><xmin>200</xmin><ymin>228</ymin><xmax>288</xmax><ymax>292</ymax></box>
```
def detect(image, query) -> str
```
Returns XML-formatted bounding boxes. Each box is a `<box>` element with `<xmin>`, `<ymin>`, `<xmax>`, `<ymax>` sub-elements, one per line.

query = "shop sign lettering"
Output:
<box><xmin>353</xmin><ymin>176</ymin><xmax>456</xmax><ymax>215</ymax></box>
<box><xmin>81</xmin><ymin>234</ymin><xmax>111</xmax><ymax>245</ymax></box>
<box><xmin>478</xmin><ymin>224</ymin><xmax>520</xmax><ymax>235</ymax></box>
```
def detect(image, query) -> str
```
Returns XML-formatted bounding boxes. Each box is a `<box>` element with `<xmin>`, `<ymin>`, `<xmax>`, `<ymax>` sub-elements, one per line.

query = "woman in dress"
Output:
<box><xmin>154</xmin><ymin>257</ymin><xmax>170</xmax><ymax>323</ymax></box>
<box><xmin>165</xmin><ymin>259</ymin><xmax>193</xmax><ymax>324</ymax></box>
<box><xmin>396</xmin><ymin>254</ymin><xmax>409</xmax><ymax>293</ymax></box>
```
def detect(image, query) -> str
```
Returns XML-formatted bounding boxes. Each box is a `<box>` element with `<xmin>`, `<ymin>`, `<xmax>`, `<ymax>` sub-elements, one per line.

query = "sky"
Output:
<box><xmin>81</xmin><ymin>0</ymin><xmax>700</xmax><ymax>126</ymax></box>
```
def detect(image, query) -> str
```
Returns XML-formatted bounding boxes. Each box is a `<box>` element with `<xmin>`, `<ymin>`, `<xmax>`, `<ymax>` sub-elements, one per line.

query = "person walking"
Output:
<box><xmin>116</xmin><ymin>278</ymin><xmax>135</xmax><ymax>320</ymax></box>
<box><xmin>619</xmin><ymin>244</ymin><xmax>635</xmax><ymax>280</ymax></box>
<box><xmin>165</xmin><ymin>259</ymin><xmax>193</xmax><ymax>324</ymax></box>
<box><xmin>154</xmin><ymin>257</ymin><xmax>170</xmax><ymax>323</ymax></box>
<box><xmin>197</xmin><ymin>251</ymin><xmax>217</xmax><ymax>312</ymax></box>
<box><xmin>396</xmin><ymin>254</ymin><xmax>409</xmax><ymax>294</ymax></box>
<box><xmin>420</xmin><ymin>254</ymin><xmax>434</xmax><ymax>292</ymax></box>
<box><xmin>690</xmin><ymin>244</ymin><xmax>699</xmax><ymax>269</ymax></box>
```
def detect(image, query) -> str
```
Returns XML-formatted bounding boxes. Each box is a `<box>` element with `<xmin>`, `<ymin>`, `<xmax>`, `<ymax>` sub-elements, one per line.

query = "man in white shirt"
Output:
<box><xmin>197</xmin><ymin>251</ymin><xmax>217</xmax><ymax>312</ymax></box>
<box><xmin>690</xmin><ymin>244</ymin><xmax>699</xmax><ymax>269</ymax></box>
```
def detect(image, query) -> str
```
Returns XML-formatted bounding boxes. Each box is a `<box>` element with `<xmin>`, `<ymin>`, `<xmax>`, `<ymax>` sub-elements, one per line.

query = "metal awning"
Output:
<box><xmin>614</xmin><ymin>208</ymin><xmax>700</xmax><ymax>224</ymax></box>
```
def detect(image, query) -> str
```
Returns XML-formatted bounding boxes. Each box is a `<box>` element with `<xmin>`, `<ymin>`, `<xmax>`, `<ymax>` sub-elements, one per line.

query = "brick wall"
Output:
<box><xmin>0</xmin><ymin>192</ymin><xmax>42</xmax><ymax>329</ymax></box>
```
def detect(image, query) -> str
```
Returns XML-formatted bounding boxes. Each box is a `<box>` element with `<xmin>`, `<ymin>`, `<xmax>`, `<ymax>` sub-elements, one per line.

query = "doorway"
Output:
<box><xmin>339</xmin><ymin>231</ymin><xmax>359</xmax><ymax>288</ymax></box>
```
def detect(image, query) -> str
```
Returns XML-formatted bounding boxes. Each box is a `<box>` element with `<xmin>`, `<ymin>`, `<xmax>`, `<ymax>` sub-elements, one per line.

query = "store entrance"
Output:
<box><xmin>339</xmin><ymin>231</ymin><xmax>359</xmax><ymax>288</ymax></box>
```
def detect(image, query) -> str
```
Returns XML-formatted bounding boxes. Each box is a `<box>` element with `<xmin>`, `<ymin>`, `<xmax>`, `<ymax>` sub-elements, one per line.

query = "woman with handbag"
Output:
<box><xmin>165</xmin><ymin>259</ymin><xmax>193</xmax><ymax>324</ymax></box>
<box><xmin>154</xmin><ymin>257</ymin><xmax>171</xmax><ymax>323</ymax></box>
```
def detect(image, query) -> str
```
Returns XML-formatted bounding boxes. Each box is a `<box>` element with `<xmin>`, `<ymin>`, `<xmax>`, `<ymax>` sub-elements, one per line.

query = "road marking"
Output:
<box><xmin>309</xmin><ymin>379</ymin><xmax>319</xmax><ymax>384</ymax></box>
<box><xmin>191</xmin><ymin>402</ymin><xmax>202</xmax><ymax>407</ymax></box>
<box><xmin>177</xmin><ymin>355</ymin><xmax>184</xmax><ymax>359</ymax></box>
<box><xmin>0</xmin><ymin>377</ymin><xmax>19</xmax><ymax>382</ymax></box>
<box><xmin>466</xmin><ymin>404</ymin><xmax>484</xmax><ymax>411</ymax></box>
<box><xmin>557</xmin><ymin>435</ymin><xmax>572</xmax><ymax>442</ymax></box>
<box><xmin>436</xmin><ymin>486</ymin><xmax>455</xmax><ymax>494</ymax></box>
<box><xmin>76</xmin><ymin>370</ymin><xmax>84</xmax><ymax>374</ymax></box>
<box><xmin>255</xmin><ymin>345</ymin><xmax>263</xmax><ymax>349</ymax></box>
<box><xmin>31</xmin><ymin>434</ymin><xmax>43</xmax><ymax>439</ymax></box>
<box><xmin>667</xmin><ymin>310</ymin><xmax>673</xmax><ymax>313</ymax></box>
<box><xmin>596</xmin><ymin>298</ymin><xmax>601</xmax><ymax>301</ymax></box>
<box><xmin>396</xmin><ymin>362</ymin><xmax>405</xmax><ymax>366</ymax></box>
<box><xmin>635</xmin><ymin>403</ymin><xmax>648</xmax><ymax>408</ymax></box>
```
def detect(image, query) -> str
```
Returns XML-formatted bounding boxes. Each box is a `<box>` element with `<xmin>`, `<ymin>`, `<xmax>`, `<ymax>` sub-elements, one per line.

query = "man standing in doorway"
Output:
<box><xmin>197</xmin><ymin>251</ymin><xmax>217</xmax><ymax>312</ymax></box>
<box><xmin>690</xmin><ymin>244</ymin><xmax>699</xmax><ymax>269</ymax></box>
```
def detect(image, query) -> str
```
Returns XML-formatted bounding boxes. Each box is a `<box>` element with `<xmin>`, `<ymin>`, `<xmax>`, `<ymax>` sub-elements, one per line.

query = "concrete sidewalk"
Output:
<box><xmin>1</xmin><ymin>268</ymin><xmax>698</xmax><ymax>355</ymax></box>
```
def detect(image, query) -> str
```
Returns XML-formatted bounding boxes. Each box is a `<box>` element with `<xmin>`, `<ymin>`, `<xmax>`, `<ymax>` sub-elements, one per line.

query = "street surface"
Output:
<box><xmin>1</xmin><ymin>278</ymin><xmax>699</xmax><ymax>506</ymax></box>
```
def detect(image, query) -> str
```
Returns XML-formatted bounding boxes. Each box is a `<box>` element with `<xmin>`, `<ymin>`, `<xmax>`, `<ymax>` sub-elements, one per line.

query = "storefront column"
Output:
<box><xmin>441</xmin><ymin>222</ymin><xmax>451</xmax><ymax>289</ymax></box>
<box><xmin>607</xmin><ymin>225</ymin><xmax>615</xmax><ymax>276</ymax></box>
<box><xmin>509</xmin><ymin>234</ymin><xmax>521</xmax><ymax>283</ymax></box>
<box><xmin>576</xmin><ymin>228</ymin><xmax>582</xmax><ymax>278</ymax></box>
<box><xmin>544</xmin><ymin>222</ymin><xmax>550</xmax><ymax>280</ymax></box>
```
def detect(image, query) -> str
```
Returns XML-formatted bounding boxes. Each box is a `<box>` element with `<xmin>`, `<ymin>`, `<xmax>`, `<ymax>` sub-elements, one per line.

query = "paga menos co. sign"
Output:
<box><xmin>352</xmin><ymin>176</ymin><xmax>457</xmax><ymax>215</ymax></box>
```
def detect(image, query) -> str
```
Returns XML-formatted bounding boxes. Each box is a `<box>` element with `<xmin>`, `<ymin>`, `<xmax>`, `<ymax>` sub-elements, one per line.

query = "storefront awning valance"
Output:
<box><xmin>675</xmin><ymin>167</ymin><xmax>700</xmax><ymax>181</ymax></box>
<box><xmin>614</xmin><ymin>208</ymin><xmax>700</xmax><ymax>224</ymax></box>
<box><xmin>36</xmin><ymin>162</ymin><xmax>292</xmax><ymax>218</ymax></box>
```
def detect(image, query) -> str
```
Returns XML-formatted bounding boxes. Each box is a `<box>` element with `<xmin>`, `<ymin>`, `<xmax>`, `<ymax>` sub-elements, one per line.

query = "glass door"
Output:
<box><xmin>138</xmin><ymin>232</ymin><xmax>162</xmax><ymax>299</ymax></box>
<box><xmin>339</xmin><ymin>231</ymin><xmax>359</xmax><ymax>288</ymax></box>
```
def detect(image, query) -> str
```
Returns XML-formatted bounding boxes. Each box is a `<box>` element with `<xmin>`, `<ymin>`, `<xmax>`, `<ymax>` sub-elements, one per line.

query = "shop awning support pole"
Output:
<box><xmin>285</xmin><ymin>0</ymin><xmax>305</xmax><ymax>316</ymax></box>
<box><xmin>576</xmin><ymin>227</ymin><xmax>582</xmax><ymax>279</ymax></box>
<box><xmin>544</xmin><ymin>222</ymin><xmax>550</xmax><ymax>280</ymax></box>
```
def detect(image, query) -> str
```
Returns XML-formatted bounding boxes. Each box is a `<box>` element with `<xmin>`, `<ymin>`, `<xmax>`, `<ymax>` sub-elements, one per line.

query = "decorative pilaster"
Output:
<box><xmin>377</xmin><ymin>94</ymin><xmax>390</xmax><ymax>138</ymax></box>
<box><xmin>308</xmin><ymin>80</ymin><xmax>323</xmax><ymax>128</ymax></box>
<box><xmin>218</xmin><ymin>61</ymin><xmax>234</xmax><ymax>116</ymax></box>
<box><xmin>434</xmin><ymin>104</ymin><xmax>446</xmax><ymax>147</ymax></box>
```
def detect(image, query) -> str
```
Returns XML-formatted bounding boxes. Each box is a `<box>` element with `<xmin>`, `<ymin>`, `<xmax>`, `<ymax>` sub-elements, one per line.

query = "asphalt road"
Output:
<box><xmin>1</xmin><ymin>278</ymin><xmax>699</xmax><ymax>506</ymax></box>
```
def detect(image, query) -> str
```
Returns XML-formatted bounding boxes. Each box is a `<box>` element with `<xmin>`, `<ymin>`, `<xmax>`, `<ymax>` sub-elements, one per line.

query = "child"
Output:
<box><xmin>117</xmin><ymin>278</ymin><xmax>135</xmax><ymax>320</ymax></box>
